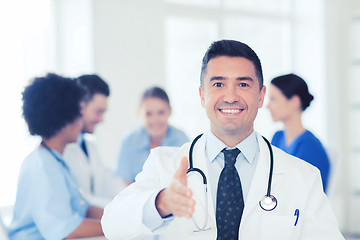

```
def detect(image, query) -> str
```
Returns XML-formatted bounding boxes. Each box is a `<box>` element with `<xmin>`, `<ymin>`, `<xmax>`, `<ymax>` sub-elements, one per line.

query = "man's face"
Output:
<box><xmin>82</xmin><ymin>93</ymin><xmax>108</xmax><ymax>133</ymax></box>
<box><xmin>199</xmin><ymin>56</ymin><xmax>266</xmax><ymax>140</ymax></box>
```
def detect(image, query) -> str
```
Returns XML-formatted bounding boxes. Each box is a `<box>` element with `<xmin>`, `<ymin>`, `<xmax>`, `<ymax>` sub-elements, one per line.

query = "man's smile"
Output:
<box><xmin>219</xmin><ymin>108</ymin><xmax>243</xmax><ymax>114</ymax></box>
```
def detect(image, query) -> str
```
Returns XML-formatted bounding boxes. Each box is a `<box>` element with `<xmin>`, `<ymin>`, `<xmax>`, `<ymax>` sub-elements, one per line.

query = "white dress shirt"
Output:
<box><xmin>205</xmin><ymin>130</ymin><xmax>259</xmax><ymax>208</ymax></box>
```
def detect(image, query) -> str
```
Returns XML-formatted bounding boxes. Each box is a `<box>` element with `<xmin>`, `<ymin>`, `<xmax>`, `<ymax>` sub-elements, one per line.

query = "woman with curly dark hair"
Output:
<box><xmin>8</xmin><ymin>73</ymin><xmax>104</xmax><ymax>239</ymax></box>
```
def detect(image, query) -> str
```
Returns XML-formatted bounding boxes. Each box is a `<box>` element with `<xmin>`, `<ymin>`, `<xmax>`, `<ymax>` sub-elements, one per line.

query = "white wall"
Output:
<box><xmin>292</xmin><ymin>0</ymin><xmax>327</xmax><ymax>143</ymax></box>
<box><xmin>324</xmin><ymin>0</ymin><xmax>360</xmax><ymax>233</ymax></box>
<box><xmin>93</xmin><ymin>0</ymin><xmax>166</xmax><ymax>166</ymax></box>
<box><xmin>54</xmin><ymin>0</ymin><xmax>94</xmax><ymax>75</ymax></box>
<box><xmin>90</xmin><ymin>0</ymin><xmax>329</xmax><ymax>168</ymax></box>
<box><xmin>324</xmin><ymin>0</ymin><xmax>351</xmax><ymax>231</ymax></box>
<box><xmin>0</xmin><ymin>0</ymin><xmax>56</xmax><ymax>207</ymax></box>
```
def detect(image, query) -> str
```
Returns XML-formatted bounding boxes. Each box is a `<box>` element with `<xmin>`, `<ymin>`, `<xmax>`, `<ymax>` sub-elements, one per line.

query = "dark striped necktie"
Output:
<box><xmin>216</xmin><ymin>148</ymin><xmax>244</xmax><ymax>240</ymax></box>
<box><xmin>80</xmin><ymin>138</ymin><xmax>89</xmax><ymax>157</ymax></box>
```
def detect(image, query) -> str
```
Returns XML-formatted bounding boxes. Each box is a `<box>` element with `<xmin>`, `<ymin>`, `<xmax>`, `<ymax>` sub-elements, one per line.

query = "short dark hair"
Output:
<box><xmin>271</xmin><ymin>73</ymin><xmax>314</xmax><ymax>111</ymax></box>
<box><xmin>200</xmin><ymin>39</ymin><xmax>263</xmax><ymax>90</ymax></box>
<box><xmin>75</xmin><ymin>74</ymin><xmax>110</xmax><ymax>102</ymax></box>
<box><xmin>142</xmin><ymin>86</ymin><xmax>170</xmax><ymax>106</ymax></box>
<box><xmin>22</xmin><ymin>73</ymin><xmax>85</xmax><ymax>139</ymax></box>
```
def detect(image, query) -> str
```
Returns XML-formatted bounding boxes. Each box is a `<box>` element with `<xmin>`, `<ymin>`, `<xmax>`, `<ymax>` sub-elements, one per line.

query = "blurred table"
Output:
<box><xmin>73</xmin><ymin>236</ymin><xmax>107</xmax><ymax>240</ymax></box>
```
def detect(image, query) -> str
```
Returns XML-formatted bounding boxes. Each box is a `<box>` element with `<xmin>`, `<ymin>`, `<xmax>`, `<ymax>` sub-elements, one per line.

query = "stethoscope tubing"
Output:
<box><xmin>41</xmin><ymin>141</ymin><xmax>70</xmax><ymax>170</ymax></box>
<box><xmin>187</xmin><ymin>133</ymin><xmax>207</xmax><ymax>184</ymax></box>
<box><xmin>261</xmin><ymin>136</ymin><xmax>274</xmax><ymax>198</ymax></box>
<box><xmin>187</xmin><ymin>133</ymin><xmax>276</xmax><ymax>211</ymax></box>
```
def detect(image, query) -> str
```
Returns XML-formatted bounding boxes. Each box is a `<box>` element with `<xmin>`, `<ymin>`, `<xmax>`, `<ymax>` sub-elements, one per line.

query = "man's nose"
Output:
<box><xmin>223</xmin><ymin>86</ymin><xmax>239</xmax><ymax>103</ymax></box>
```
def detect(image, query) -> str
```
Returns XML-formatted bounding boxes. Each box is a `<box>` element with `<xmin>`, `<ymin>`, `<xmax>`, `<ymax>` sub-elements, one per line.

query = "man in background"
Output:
<box><xmin>63</xmin><ymin>74</ymin><xmax>125</xmax><ymax>207</ymax></box>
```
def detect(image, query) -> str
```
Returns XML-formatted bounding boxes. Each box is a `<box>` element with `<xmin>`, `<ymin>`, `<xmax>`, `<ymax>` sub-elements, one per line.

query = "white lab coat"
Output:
<box><xmin>63</xmin><ymin>134</ymin><xmax>125</xmax><ymax>207</ymax></box>
<box><xmin>101</xmin><ymin>132</ymin><xmax>344</xmax><ymax>239</ymax></box>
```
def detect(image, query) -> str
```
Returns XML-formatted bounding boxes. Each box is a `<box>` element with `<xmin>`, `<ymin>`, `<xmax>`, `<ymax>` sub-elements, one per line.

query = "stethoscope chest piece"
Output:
<box><xmin>259</xmin><ymin>195</ymin><xmax>277</xmax><ymax>211</ymax></box>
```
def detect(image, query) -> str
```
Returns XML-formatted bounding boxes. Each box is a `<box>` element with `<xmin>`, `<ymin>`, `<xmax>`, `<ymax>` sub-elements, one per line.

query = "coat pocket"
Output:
<box><xmin>260</xmin><ymin>215</ymin><xmax>297</xmax><ymax>240</ymax></box>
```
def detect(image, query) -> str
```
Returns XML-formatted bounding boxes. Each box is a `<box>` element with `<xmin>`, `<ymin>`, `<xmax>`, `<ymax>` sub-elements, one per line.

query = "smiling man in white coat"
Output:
<box><xmin>101</xmin><ymin>40</ymin><xmax>344</xmax><ymax>239</ymax></box>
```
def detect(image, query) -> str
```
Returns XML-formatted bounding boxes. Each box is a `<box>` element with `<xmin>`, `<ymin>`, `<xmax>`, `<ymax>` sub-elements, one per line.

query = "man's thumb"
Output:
<box><xmin>174</xmin><ymin>156</ymin><xmax>189</xmax><ymax>185</ymax></box>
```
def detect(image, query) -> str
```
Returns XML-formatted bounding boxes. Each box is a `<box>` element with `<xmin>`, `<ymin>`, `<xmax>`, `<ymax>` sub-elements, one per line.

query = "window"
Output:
<box><xmin>0</xmin><ymin>0</ymin><xmax>54</xmax><ymax>208</ymax></box>
<box><xmin>164</xmin><ymin>0</ymin><xmax>295</xmax><ymax>139</ymax></box>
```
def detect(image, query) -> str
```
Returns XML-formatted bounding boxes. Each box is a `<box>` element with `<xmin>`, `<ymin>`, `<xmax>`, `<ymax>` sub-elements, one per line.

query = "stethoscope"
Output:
<box><xmin>41</xmin><ymin>141</ymin><xmax>70</xmax><ymax>171</ymax></box>
<box><xmin>41</xmin><ymin>142</ymin><xmax>87</xmax><ymax>203</ymax></box>
<box><xmin>186</xmin><ymin>133</ymin><xmax>278</xmax><ymax>231</ymax></box>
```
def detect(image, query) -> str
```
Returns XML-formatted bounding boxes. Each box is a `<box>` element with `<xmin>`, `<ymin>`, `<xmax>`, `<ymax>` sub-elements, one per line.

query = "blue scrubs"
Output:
<box><xmin>115</xmin><ymin>126</ymin><xmax>189</xmax><ymax>182</ymax></box>
<box><xmin>271</xmin><ymin>130</ymin><xmax>330</xmax><ymax>192</ymax></box>
<box><xmin>8</xmin><ymin>146</ymin><xmax>90</xmax><ymax>240</ymax></box>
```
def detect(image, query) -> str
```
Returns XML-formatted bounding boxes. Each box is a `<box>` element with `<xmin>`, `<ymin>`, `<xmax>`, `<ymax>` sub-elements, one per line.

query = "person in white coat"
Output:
<box><xmin>63</xmin><ymin>74</ymin><xmax>125</xmax><ymax>207</ymax></box>
<box><xmin>101</xmin><ymin>40</ymin><xmax>344</xmax><ymax>239</ymax></box>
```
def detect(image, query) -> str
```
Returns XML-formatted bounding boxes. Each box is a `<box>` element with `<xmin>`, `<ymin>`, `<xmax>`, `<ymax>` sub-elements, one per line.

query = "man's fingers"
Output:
<box><xmin>156</xmin><ymin>156</ymin><xmax>194</xmax><ymax>218</ymax></box>
<box><xmin>174</xmin><ymin>156</ymin><xmax>189</xmax><ymax>186</ymax></box>
<box><xmin>170</xmin><ymin>196</ymin><xmax>196</xmax><ymax>218</ymax></box>
<box><xmin>172</xmin><ymin>179</ymin><xmax>194</xmax><ymax>198</ymax></box>
<box><xmin>173</xmin><ymin>180</ymin><xmax>192</xmax><ymax>197</ymax></box>
<box><xmin>173</xmin><ymin>204</ymin><xmax>195</xmax><ymax>218</ymax></box>
<box><xmin>157</xmin><ymin>181</ymin><xmax>196</xmax><ymax>218</ymax></box>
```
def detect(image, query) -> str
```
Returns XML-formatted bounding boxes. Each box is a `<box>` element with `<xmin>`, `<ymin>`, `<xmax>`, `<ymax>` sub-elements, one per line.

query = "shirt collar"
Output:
<box><xmin>205</xmin><ymin>130</ymin><xmax>258</xmax><ymax>164</ymax></box>
<box><xmin>40</xmin><ymin>144</ymin><xmax>69</xmax><ymax>170</ymax></box>
<box><xmin>139</xmin><ymin>126</ymin><xmax>172</xmax><ymax>148</ymax></box>
<box><xmin>76</xmin><ymin>133</ymin><xmax>83</xmax><ymax>145</ymax></box>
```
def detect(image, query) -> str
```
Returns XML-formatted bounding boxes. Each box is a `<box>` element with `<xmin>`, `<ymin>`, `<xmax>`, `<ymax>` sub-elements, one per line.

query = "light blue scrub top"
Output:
<box><xmin>8</xmin><ymin>146</ymin><xmax>90</xmax><ymax>240</ymax></box>
<box><xmin>116</xmin><ymin>126</ymin><xmax>189</xmax><ymax>182</ymax></box>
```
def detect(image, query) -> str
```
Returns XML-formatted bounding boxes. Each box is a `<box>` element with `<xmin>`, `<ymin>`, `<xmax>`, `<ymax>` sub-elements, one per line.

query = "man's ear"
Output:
<box><xmin>258</xmin><ymin>85</ymin><xmax>266</xmax><ymax>108</ymax></box>
<box><xmin>199</xmin><ymin>86</ymin><xmax>205</xmax><ymax>108</ymax></box>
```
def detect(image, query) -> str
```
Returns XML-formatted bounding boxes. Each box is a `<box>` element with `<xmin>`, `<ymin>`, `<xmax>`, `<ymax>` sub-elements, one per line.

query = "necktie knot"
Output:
<box><xmin>222</xmin><ymin>148</ymin><xmax>240</xmax><ymax>167</ymax></box>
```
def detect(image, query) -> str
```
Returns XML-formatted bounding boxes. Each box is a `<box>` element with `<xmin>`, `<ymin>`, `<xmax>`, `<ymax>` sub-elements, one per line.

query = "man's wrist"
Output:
<box><xmin>155</xmin><ymin>189</ymin><xmax>172</xmax><ymax>218</ymax></box>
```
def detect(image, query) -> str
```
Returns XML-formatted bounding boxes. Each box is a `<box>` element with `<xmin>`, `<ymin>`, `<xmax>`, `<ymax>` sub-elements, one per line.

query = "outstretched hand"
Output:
<box><xmin>155</xmin><ymin>156</ymin><xmax>195</xmax><ymax>218</ymax></box>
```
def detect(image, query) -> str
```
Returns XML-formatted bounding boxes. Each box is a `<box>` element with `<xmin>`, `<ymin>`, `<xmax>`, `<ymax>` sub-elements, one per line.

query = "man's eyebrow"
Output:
<box><xmin>209</xmin><ymin>76</ymin><xmax>255</xmax><ymax>82</ymax></box>
<box><xmin>236</xmin><ymin>76</ymin><xmax>254</xmax><ymax>81</ymax></box>
<box><xmin>209</xmin><ymin>76</ymin><xmax>225</xmax><ymax>81</ymax></box>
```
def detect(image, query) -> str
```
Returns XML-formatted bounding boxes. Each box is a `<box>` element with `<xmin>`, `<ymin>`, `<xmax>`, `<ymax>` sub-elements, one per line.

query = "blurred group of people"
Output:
<box><xmin>8</xmin><ymin>42</ymin><xmax>333</xmax><ymax>239</ymax></box>
<box><xmin>8</xmin><ymin>74</ymin><xmax>190</xmax><ymax>239</ymax></box>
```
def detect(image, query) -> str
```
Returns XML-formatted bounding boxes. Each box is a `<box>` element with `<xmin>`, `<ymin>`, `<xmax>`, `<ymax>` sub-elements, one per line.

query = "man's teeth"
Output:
<box><xmin>220</xmin><ymin>109</ymin><xmax>241</xmax><ymax>113</ymax></box>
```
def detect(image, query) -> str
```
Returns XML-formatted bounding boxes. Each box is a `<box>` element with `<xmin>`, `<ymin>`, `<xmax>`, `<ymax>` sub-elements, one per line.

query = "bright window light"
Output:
<box><xmin>0</xmin><ymin>0</ymin><xmax>52</xmax><ymax>207</ymax></box>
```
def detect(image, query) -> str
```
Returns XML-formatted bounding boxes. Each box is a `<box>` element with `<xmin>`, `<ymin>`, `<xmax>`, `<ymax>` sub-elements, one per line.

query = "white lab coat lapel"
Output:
<box><xmin>240</xmin><ymin>133</ymin><xmax>283</xmax><ymax>225</ymax></box>
<box><xmin>188</xmin><ymin>133</ymin><xmax>287</xmax><ymax>234</ymax></box>
<box><xmin>191</xmin><ymin>133</ymin><xmax>217</xmax><ymax>227</ymax></box>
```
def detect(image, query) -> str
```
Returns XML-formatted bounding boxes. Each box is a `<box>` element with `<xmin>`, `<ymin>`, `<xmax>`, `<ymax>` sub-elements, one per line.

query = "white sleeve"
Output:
<box><xmin>142</xmin><ymin>190</ymin><xmax>174</xmax><ymax>232</ymax></box>
<box><xmin>301</xmin><ymin>170</ymin><xmax>345</xmax><ymax>240</ymax></box>
<box><xmin>101</xmin><ymin>149</ymin><xmax>172</xmax><ymax>239</ymax></box>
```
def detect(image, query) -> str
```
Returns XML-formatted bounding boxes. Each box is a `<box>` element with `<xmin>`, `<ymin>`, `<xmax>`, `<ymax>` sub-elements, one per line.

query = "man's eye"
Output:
<box><xmin>240</xmin><ymin>83</ymin><xmax>249</xmax><ymax>87</ymax></box>
<box><xmin>214</xmin><ymin>82</ymin><xmax>223</xmax><ymax>87</ymax></box>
